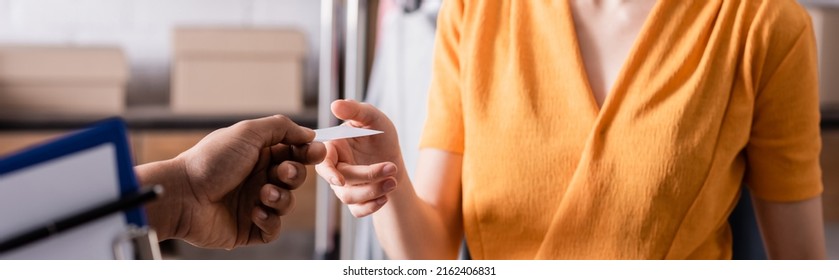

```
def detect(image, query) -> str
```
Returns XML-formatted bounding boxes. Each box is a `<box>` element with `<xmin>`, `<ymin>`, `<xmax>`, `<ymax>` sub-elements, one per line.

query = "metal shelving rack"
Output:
<box><xmin>316</xmin><ymin>0</ymin><xmax>376</xmax><ymax>260</ymax></box>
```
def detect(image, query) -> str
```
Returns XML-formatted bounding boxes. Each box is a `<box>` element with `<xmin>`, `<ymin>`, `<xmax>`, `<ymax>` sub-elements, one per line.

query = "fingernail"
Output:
<box><xmin>383</xmin><ymin>180</ymin><xmax>396</xmax><ymax>192</ymax></box>
<box><xmin>330</xmin><ymin>177</ymin><xmax>342</xmax><ymax>186</ymax></box>
<box><xmin>382</xmin><ymin>164</ymin><xmax>397</xmax><ymax>176</ymax></box>
<box><xmin>286</xmin><ymin>164</ymin><xmax>297</xmax><ymax>179</ymax></box>
<box><xmin>376</xmin><ymin>196</ymin><xmax>388</xmax><ymax>206</ymax></box>
<box><xmin>257</xmin><ymin>209</ymin><xmax>269</xmax><ymax>220</ymax></box>
<box><xmin>268</xmin><ymin>189</ymin><xmax>280</xmax><ymax>202</ymax></box>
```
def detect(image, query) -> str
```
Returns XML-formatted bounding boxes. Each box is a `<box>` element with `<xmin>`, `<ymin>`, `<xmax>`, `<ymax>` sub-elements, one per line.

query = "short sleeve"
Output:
<box><xmin>419</xmin><ymin>0</ymin><xmax>465</xmax><ymax>154</ymax></box>
<box><xmin>745</xmin><ymin>8</ymin><xmax>823</xmax><ymax>202</ymax></box>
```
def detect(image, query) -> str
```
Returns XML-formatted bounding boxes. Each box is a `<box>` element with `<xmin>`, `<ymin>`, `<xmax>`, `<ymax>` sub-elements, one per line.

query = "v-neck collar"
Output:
<box><xmin>561</xmin><ymin>0</ymin><xmax>667</xmax><ymax>119</ymax></box>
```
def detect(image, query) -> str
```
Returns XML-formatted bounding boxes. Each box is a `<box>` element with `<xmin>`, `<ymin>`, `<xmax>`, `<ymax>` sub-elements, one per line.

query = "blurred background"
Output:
<box><xmin>0</xmin><ymin>0</ymin><xmax>836</xmax><ymax>260</ymax></box>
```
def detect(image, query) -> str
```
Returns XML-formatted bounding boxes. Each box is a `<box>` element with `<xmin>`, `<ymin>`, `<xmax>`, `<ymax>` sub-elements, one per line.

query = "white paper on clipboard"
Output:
<box><xmin>0</xmin><ymin>143</ymin><xmax>128</xmax><ymax>260</ymax></box>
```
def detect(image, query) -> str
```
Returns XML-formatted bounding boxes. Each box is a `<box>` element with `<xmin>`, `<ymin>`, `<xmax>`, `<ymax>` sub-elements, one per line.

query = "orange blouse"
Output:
<box><xmin>420</xmin><ymin>0</ymin><xmax>822</xmax><ymax>259</ymax></box>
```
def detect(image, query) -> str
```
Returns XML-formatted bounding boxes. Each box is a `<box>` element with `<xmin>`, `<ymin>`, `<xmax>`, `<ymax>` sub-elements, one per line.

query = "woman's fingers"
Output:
<box><xmin>330</xmin><ymin>177</ymin><xmax>396</xmax><ymax>204</ymax></box>
<box><xmin>346</xmin><ymin>195</ymin><xmax>389</xmax><ymax>218</ymax></box>
<box><xmin>314</xmin><ymin>140</ymin><xmax>347</xmax><ymax>185</ymax></box>
<box><xmin>335</xmin><ymin>162</ymin><xmax>397</xmax><ymax>186</ymax></box>
<box><xmin>331</xmin><ymin>99</ymin><xmax>383</xmax><ymax>127</ymax></box>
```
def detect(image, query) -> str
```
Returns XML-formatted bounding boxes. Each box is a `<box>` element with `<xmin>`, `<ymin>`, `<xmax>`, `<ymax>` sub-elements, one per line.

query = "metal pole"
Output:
<box><xmin>316</xmin><ymin>0</ymin><xmax>342</xmax><ymax>260</ymax></box>
<box><xmin>344</xmin><ymin>0</ymin><xmax>368</xmax><ymax>102</ymax></box>
<box><xmin>339</xmin><ymin>0</ymin><xmax>369</xmax><ymax>260</ymax></box>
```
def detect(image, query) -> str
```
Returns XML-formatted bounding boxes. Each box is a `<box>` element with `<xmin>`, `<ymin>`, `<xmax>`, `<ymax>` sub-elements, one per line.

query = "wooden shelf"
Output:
<box><xmin>3</xmin><ymin>104</ymin><xmax>836</xmax><ymax>131</ymax></box>
<box><xmin>0</xmin><ymin>105</ymin><xmax>318</xmax><ymax>131</ymax></box>
<box><xmin>822</xmin><ymin>106</ymin><xmax>839</xmax><ymax>130</ymax></box>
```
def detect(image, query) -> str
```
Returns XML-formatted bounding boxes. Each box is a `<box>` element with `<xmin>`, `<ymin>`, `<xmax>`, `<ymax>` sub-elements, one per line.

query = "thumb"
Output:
<box><xmin>331</xmin><ymin>99</ymin><xmax>383</xmax><ymax>127</ymax></box>
<box><xmin>231</xmin><ymin>115</ymin><xmax>315</xmax><ymax>148</ymax></box>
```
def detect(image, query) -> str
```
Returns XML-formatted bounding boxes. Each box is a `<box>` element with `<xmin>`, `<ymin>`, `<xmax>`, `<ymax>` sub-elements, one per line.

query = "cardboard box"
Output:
<box><xmin>171</xmin><ymin>28</ymin><xmax>306</xmax><ymax>115</ymax></box>
<box><xmin>0</xmin><ymin>46</ymin><xmax>128</xmax><ymax>115</ymax></box>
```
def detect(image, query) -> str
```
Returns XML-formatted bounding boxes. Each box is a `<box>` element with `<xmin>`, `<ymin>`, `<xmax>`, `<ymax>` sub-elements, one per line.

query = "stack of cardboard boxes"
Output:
<box><xmin>0</xmin><ymin>47</ymin><xmax>128</xmax><ymax>116</ymax></box>
<box><xmin>0</xmin><ymin>28</ymin><xmax>307</xmax><ymax>118</ymax></box>
<box><xmin>171</xmin><ymin>28</ymin><xmax>306</xmax><ymax>115</ymax></box>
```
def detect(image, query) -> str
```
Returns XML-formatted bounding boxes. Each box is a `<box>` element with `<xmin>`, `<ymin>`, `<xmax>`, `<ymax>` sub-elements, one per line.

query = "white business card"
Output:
<box><xmin>313</xmin><ymin>125</ymin><xmax>383</xmax><ymax>142</ymax></box>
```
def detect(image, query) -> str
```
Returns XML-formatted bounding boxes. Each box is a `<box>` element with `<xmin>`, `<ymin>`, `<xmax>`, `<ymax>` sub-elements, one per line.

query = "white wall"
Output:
<box><xmin>0</xmin><ymin>0</ymin><xmax>321</xmax><ymax>106</ymax></box>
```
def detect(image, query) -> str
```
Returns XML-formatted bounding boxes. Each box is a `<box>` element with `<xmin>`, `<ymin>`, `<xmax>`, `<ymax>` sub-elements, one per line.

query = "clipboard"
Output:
<box><xmin>0</xmin><ymin>117</ymin><xmax>161</xmax><ymax>260</ymax></box>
